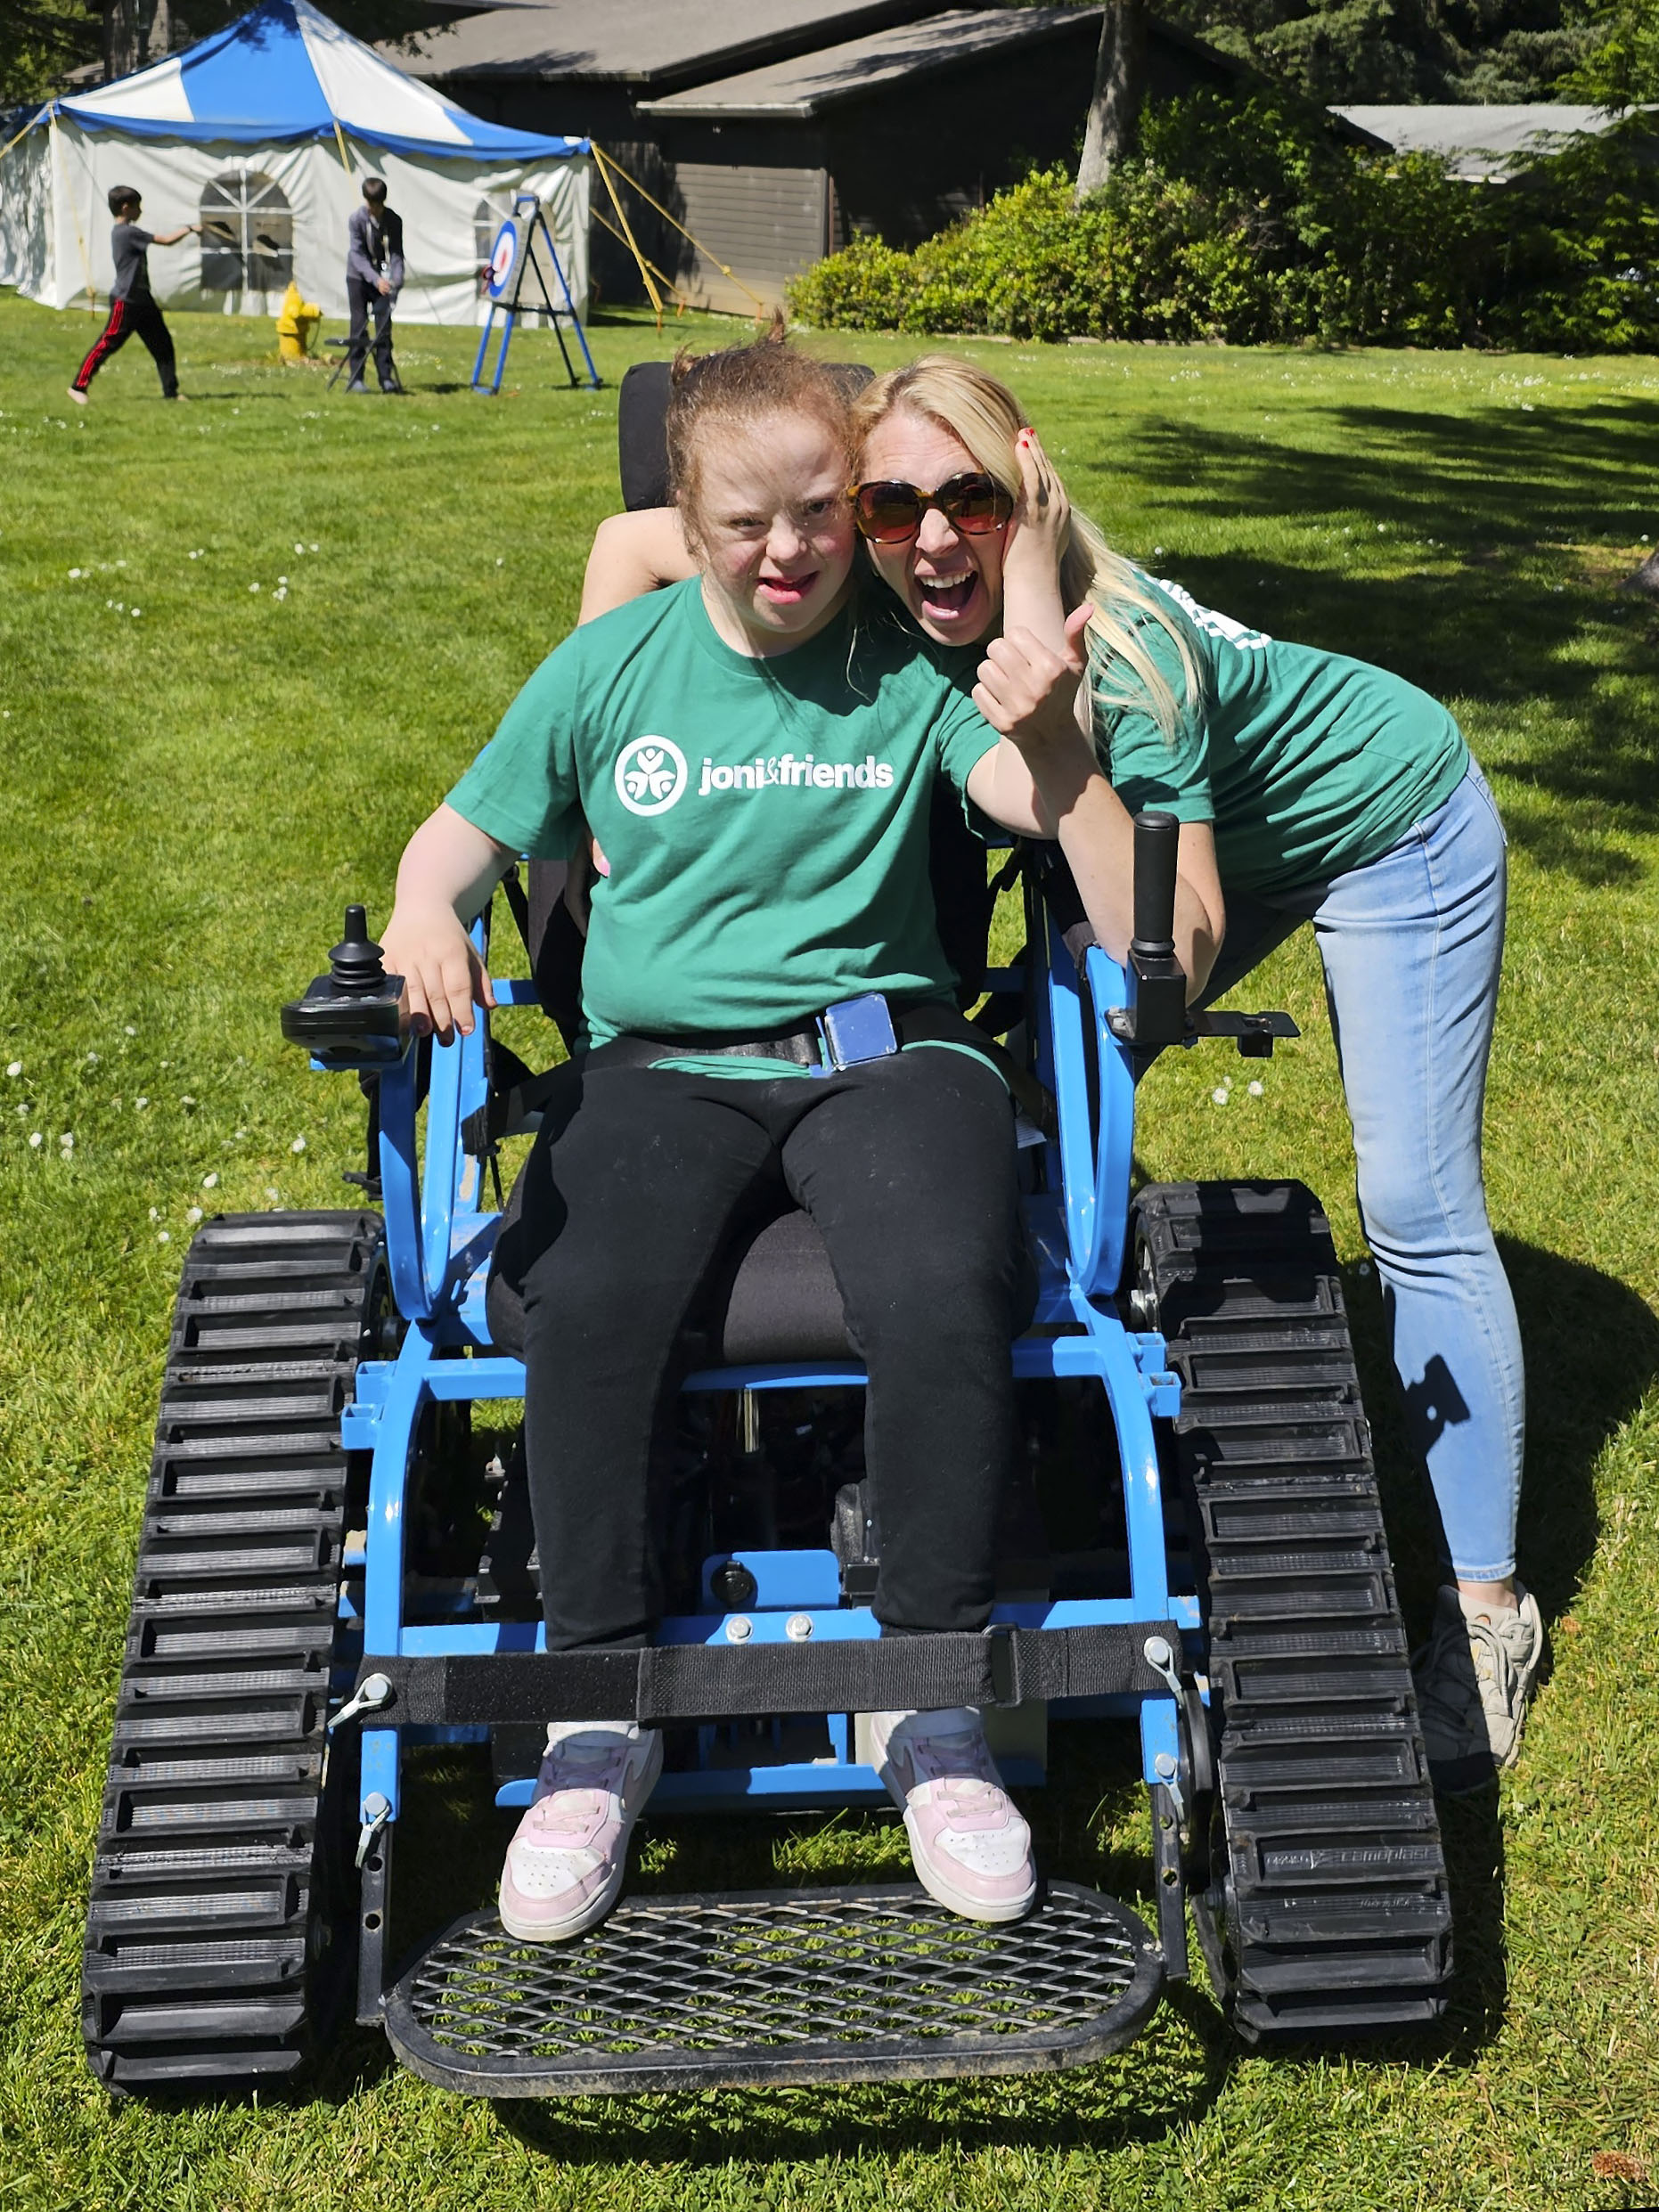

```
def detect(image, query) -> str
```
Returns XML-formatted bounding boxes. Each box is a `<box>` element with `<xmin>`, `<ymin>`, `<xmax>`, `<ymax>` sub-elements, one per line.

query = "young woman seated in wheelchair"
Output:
<box><xmin>381</xmin><ymin>333</ymin><xmax>1218</xmax><ymax>1941</ymax></box>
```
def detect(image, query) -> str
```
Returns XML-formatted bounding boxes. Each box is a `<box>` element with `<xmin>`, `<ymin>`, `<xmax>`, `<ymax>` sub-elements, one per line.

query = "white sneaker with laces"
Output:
<box><xmin>869</xmin><ymin>1707</ymin><xmax>1037</xmax><ymax>1923</ymax></box>
<box><xmin>1413</xmin><ymin>1583</ymin><xmax>1544</xmax><ymax>1794</ymax></box>
<box><xmin>498</xmin><ymin>1720</ymin><xmax>662</xmax><ymax>1941</ymax></box>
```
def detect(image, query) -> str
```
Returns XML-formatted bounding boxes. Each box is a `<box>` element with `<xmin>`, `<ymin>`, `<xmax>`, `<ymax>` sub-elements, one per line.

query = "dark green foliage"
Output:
<box><xmin>1563</xmin><ymin>0</ymin><xmax>1659</xmax><ymax>104</ymax></box>
<box><xmin>0</xmin><ymin>0</ymin><xmax>98</xmax><ymax>106</ymax></box>
<box><xmin>1156</xmin><ymin>0</ymin><xmax>1599</xmax><ymax>103</ymax></box>
<box><xmin>788</xmin><ymin>90</ymin><xmax>1659</xmax><ymax>352</ymax></box>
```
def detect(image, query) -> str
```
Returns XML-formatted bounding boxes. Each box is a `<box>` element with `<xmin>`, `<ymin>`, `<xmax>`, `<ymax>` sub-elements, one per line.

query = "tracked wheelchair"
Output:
<box><xmin>80</xmin><ymin>366</ymin><xmax>1453</xmax><ymax>2100</ymax></box>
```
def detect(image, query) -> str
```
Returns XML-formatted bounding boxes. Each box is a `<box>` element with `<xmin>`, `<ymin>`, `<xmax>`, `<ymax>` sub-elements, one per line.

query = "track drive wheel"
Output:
<box><xmin>82</xmin><ymin>1211</ymin><xmax>387</xmax><ymax>2095</ymax></box>
<box><xmin>1132</xmin><ymin>1181</ymin><xmax>1452</xmax><ymax>2043</ymax></box>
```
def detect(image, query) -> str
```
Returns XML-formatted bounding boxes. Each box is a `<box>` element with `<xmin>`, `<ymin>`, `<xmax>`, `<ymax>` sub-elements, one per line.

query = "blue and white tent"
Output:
<box><xmin>0</xmin><ymin>0</ymin><xmax>590</xmax><ymax>323</ymax></box>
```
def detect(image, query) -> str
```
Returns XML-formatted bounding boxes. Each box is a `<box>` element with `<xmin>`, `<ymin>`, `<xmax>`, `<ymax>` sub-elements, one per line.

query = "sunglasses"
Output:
<box><xmin>848</xmin><ymin>472</ymin><xmax>1014</xmax><ymax>544</ymax></box>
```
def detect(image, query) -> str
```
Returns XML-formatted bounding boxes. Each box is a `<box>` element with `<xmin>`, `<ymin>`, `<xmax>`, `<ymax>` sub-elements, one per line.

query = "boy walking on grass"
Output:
<box><xmin>69</xmin><ymin>187</ymin><xmax>197</xmax><ymax>406</ymax></box>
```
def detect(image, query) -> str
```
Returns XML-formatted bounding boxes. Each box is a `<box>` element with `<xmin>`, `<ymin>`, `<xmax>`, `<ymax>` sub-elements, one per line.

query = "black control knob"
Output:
<box><xmin>709</xmin><ymin>1559</ymin><xmax>759</xmax><ymax>1610</ymax></box>
<box><xmin>329</xmin><ymin>905</ymin><xmax>388</xmax><ymax>997</ymax></box>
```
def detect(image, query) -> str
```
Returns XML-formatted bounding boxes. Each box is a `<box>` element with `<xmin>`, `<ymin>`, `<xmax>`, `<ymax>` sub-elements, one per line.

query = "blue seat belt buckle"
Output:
<box><xmin>820</xmin><ymin>993</ymin><xmax>900</xmax><ymax>1072</ymax></box>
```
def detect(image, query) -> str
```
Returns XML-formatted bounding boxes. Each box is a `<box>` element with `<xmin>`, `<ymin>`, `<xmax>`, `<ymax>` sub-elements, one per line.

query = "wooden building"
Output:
<box><xmin>392</xmin><ymin>0</ymin><xmax>1243</xmax><ymax>311</ymax></box>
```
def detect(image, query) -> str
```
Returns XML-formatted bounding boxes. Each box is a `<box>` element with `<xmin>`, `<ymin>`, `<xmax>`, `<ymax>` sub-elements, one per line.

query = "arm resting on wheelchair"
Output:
<box><xmin>381</xmin><ymin>804</ymin><xmax>516</xmax><ymax>1046</ymax></box>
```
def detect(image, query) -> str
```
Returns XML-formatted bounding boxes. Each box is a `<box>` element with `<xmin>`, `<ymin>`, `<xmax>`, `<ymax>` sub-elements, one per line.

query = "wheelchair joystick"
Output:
<box><xmin>280</xmin><ymin>902</ymin><xmax>408</xmax><ymax>1068</ymax></box>
<box><xmin>329</xmin><ymin>904</ymin><xmax>389</xmax><ymax>995</ymax></box>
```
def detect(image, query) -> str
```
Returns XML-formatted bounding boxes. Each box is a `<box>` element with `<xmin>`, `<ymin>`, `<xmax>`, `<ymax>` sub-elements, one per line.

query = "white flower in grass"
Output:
<box><xmin>266</xmin><ymin>1186</ymin><xmax>279</xmax><ymax>1201</ymax></box>
<box><xmin>116</xmin><ymin>559</ymin><xmax>126</xmax><ymax>568</ymax></box>
<box><xmin>86</xmin><ymin>1050</ymin><xmax>98</xmax><ymax>1064</ymax></box>
<box><xmin>309</xmin><ymin>543</ymin><xmax>318</xmax><ymax>551</ymax></box>
<box><xmin>1247</xmin><ymin>1080</ymin><xmax>1264</xmax><ymax>1098</ymax></box>
<box><xmin>148</xmin><ymin>1206</ymin><xmax>159</xmax><ymax>1221</ymax></box>
<box><xmin>5</xmin><ymin>1062</ymin><xmax>19</xmax><ymax>1078</ymax></box>
<box><xmin>135</xmin><ymin>1097</ymin><xmax>149</xmax><ymax>1110</ymax></box>
<box><xmin>294</xmin><ymin>542</ymin><xmax>305</xmax><ymax>553</ymax></box>
<box><xmin>278</xmin><ymin>576</ymin><xmax>288</xmax><ymax>585</ymax></box>
<box><xmin>290</xmin><ymin>1136</ymin><xmax>306</xmax><ymax>1155</ymax></box>
<box><xmin>124</xmin><ymin>1025</ymin><xmax>135</xmax><ymax>1036</ymax></box>
<box><xmin>1211</xmin><ymin>1087</ymin><xmax>1229</xmax><ymax>1106</ymax></box>
<box><xmin>234</xmin><ymin>1128</ymin><xmax>246</xmax><ymax>1139</ymax></box>
<box><xmin>59</xmin><ymin>1131</ymin><xmax>74</xmax><ymax>1150</ymax></box>
<box><xmin>131</xmin><ymin>608</ymin><xmax>142</xmax><ymax>618</ymax></box>
<box><xmin>186</xmin><ymin>1205</ymin><xmax>203</xmax><ymax>1224</ymax></box>
<box><xmin>29</xmin><ymin>1132</ymin><xmax>42</xmax><ymax>1148</ymax></box>
<box><xmin>249</xmin><ymin>581</ymin><xmax>261</xmax><ymax>592</ymax></box>
<box><xmin>201</xmin><ymin>1172</ymin><xmax>218</xmax><ymax>1189</ymax></box>
<box><xmin>181</xmin><ymin>1095</ymin><xmax>196</xmax><ymax>1106</ymax></box>
<box><xmin>69</xmin><ymin>567</ymin><xmax>81</xmax><ymax>577</ymax></box>
<box><xmin>157</xmin><ymin>1229</ymin><xmax>170</xmax><ymax>1243</ymax></box>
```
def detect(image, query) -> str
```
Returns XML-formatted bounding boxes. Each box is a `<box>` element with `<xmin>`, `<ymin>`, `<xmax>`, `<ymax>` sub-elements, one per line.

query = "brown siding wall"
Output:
<box><xmin>666</xmin><ymin>161</ymin><xmax>830</xmax><ymax>312</ymax></box>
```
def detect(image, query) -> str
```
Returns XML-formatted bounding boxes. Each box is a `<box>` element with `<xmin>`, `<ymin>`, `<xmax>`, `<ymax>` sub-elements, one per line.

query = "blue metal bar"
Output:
<box><xmin>396</xmin><ymin>1594</ymin><xmax>1172</xmax><ymax>1658</ymax></box>
<box><xmin>356</xmin><ymin>1326</ymin><xmax>437</xmax><ymax>1825</ymax></box>
<box><xmin>494</xmin><ymin>1758</ymin><xmax>1046</xmax><ymax>1811</ymax></box>
<box><xmin>470</xmin><ymin>307</ymin><xmax>494</xmax><ymax>392</ymax></box>
<box><xmin>538</xmin><ymin>208</ymin><xmax>601</xmax><ymax>388</ymax></box>
<box><xmin>376</xmin><ymin>1044</ymin><xmax>427</xmax><ymax>1320</ymax></box>
<box><xmin>1081</xmin><ymin>944</ymin><xmax>1136</xmax><ymax>1298</ymax></box>
<box><xmin>490</xmin><ymin>976</ymin><xmax>542</xmax><ymax>1006</ymax></box>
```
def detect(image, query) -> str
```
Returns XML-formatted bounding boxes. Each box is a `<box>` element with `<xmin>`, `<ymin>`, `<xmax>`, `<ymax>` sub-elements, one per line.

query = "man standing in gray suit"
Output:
<box><xmin>346</xmin><ymin>176</ymin><xmax>405</xmax><ymax>394</ymax></box>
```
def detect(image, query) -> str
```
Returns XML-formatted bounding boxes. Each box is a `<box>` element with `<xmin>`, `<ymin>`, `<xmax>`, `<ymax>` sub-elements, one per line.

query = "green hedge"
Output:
<box><xmin>787</xmin><ymin>92</ymin><xmax>1659</xmax><ymax>351</ymax></box>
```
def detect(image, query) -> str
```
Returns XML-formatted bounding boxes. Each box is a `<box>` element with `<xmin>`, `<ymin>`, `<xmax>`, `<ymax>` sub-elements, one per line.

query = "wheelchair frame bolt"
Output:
<box><xmin>785</xmin><ymin>1613</ymin><xmax>813</xmax><ymax>1641</ymax></box>
<box><xmin>725</xmin><ymin>1615</ymin><xmax>753</xmax><ymax>1643</ymax></box>
<box><xmin>1155</xmin><ymin>1751</ymin><xmax>1178</xmax><ymax>1778</ymax></box>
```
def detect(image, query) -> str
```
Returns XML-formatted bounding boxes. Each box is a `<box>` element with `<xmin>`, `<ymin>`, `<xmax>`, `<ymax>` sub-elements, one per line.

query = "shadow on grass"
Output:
<box><xmin>1096</xmin><ymin>399</ymin><xmax>1659</xmax><ymax>883</ymax></box>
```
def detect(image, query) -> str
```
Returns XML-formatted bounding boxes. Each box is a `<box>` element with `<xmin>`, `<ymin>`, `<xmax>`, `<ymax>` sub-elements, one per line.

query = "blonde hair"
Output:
<box><xmin>850</xmin><ymin>355</ymin><xmax>1199</xmax><ymax>740</ymax></box>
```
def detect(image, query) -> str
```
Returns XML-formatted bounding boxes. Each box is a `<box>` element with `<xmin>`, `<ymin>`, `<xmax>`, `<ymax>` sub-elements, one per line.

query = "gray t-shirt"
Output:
<box><xmin>110</xmin><ymin>224</ymin><xmax>154</xmax><ymax>300</ymax></box>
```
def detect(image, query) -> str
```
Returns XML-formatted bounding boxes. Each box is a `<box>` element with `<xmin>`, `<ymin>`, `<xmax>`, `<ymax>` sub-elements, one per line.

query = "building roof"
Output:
<box><xmin>637</xmin><ymin>5</ymin><xmax>1100</xmax><ymax>118</ymax></box>
<box><xmin>393</xmin><ymin>0</ymin><xmax>951</xmax><ymax>86</ymax></box>
<box><xmin>1332</xmin><ymin>102</ymin><xmax>1634</xmax><ymax>179</ymax></box>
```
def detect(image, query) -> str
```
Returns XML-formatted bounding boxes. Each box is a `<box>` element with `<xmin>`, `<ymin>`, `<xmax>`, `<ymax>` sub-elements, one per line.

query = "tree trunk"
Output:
<box><xmin>1075</xmin><ymin>0</ymin><xmax>1148</xmax><ymax>200</ymax></box>
<box><xmin>102</xmin><ymin>0</ymin><xmax>167</xmax><ymax>79</ymax></box>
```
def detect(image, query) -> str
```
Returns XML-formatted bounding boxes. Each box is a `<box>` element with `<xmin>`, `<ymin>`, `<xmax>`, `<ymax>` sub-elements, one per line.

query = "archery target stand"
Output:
<box><xmin>472</xmin><ymin>193</ymin><xmax>601</xmax><ymax>395</ymax></box>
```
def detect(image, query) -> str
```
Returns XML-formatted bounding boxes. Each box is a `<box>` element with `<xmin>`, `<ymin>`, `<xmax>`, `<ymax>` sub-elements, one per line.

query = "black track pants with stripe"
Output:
<box><xmin>73</xmin><ymin>292</ymin><xmax>178</xmax><ymax>397</ymax></box>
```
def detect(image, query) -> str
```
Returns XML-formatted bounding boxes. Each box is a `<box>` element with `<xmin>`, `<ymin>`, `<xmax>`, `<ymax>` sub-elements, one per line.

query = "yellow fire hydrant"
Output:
<box><xmin>276</xmin><ymin>280</ymin><xmax>323</xmax><ymax>363</ymax></box>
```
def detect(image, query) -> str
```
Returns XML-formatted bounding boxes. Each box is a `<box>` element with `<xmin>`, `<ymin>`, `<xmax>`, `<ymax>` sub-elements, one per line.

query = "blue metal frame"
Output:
<box><xmin>328</xmin><ymin>891</ymin><xmax>1190</xmax><ymax>1844</ymax></box>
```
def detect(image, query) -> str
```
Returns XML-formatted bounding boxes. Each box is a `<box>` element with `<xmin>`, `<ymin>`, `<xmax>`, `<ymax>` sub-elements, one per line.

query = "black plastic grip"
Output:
<box><xmin>1131</xmin><ymin>811</ymin><xmax>1181</xmax><ymax>959</ymax></box>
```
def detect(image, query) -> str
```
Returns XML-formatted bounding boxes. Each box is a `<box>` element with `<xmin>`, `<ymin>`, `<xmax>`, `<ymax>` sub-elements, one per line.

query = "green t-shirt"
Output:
<box><xmin>1095</xmin><ymin>575</ymin><xmax>1469</xmax><ymax>898</ymax></box>
<box><xmin>446</xmin><ymin>579</ymin><xmax>1001</xmax><ymax>1059</ymax></box>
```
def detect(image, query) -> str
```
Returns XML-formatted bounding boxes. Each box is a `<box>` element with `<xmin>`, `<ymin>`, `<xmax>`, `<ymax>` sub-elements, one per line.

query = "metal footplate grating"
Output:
<box><xmin>384</xmin><ymin>1881</ymin><xmax>1163</xmax><ymax>2095</ymax></box>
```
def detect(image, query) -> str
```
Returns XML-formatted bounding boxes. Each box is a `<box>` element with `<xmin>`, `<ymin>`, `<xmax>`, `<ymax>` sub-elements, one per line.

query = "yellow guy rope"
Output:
<box><xmin>592</xmin><ymin>142</ymin><xmax>771</xmax><ymax>322</ymax></box>
<box><xmin>589</xmin><ymin>143</ymin><xmax>664</xmax><ymax>328</ymax></box>
<box><xmin>331</xmin><ymin>118</ymin><xmax>353</xmax><ymax>175</ymax></box>
<box><xmin>0</xmin><ymin>102</ymin><xmax>49</xmax><ymax>166</ymax></box>
<box><xmin>589</xmin><ymin>200</ymin><xmax>691</xmax><ymax>317</ymax></box>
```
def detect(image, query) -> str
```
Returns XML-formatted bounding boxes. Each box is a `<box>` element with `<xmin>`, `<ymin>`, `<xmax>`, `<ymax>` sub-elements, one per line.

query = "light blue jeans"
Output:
<box><xmin>1197</xmin><ymin>759</ymin><xmax>1524</xmax><ymax>1580</ymax></box>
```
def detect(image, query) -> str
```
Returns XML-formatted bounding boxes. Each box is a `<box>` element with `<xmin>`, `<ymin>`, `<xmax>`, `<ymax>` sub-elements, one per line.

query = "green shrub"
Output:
<box><xmin>787</xmin><ymin>91</ymin><xmax>1659</xmax><ymax>351</ymax></box>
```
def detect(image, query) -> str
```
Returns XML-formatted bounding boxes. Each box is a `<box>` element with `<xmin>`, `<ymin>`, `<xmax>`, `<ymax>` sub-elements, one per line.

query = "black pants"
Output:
<box><xmin>515</xmin><ymin>1049</ymin><xmax>1026</xmax><ymax>1647</ymax></box>
<box><xmin>346</xmin><ymin>278</ymin><xmax>396</xmax><ymax>386</ymax></box>
<box><xmin>73</xmin><ymin>292</ymin><xmax>176</xmax><ymax>396</ymax></box>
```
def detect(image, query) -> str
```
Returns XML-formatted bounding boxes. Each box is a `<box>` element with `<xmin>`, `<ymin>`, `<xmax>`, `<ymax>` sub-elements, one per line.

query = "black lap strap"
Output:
<box><xmin>348</xmin><ymin>1621</ymin><xmax>1184</xmax><ymax>1728</ymax></box>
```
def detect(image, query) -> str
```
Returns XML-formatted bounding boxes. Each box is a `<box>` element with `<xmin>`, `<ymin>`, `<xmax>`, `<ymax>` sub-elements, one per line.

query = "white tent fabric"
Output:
<box><xmin>0</xmin><ymin>0</ymin><xmax>590</xmax><ymax>324</ymax></box>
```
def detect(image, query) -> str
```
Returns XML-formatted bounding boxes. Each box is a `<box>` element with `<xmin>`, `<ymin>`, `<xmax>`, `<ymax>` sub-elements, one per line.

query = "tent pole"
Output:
<box><xmin>591</xmin><ymin>143</ymin><xmax>664</xmax><ymax>331</ymax></box>
<box><xmin>49</xmin><ymin>110</ymin><xmax>99</xmax><ymax>312</ymax></box>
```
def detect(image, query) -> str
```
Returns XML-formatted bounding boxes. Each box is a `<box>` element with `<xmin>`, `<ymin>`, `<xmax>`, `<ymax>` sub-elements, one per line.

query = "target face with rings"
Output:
<box><xmin>487</xmin><ymin>218</ymin><xmax>519</xmax><ymax>299</ymax></box>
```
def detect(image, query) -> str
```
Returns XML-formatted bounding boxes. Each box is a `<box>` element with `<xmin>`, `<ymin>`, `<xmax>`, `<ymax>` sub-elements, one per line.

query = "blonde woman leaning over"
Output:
<box><xmin>586</xmin><ymin>352</ymin><xmax>1535</xmax><ymax>1797</ymax></box>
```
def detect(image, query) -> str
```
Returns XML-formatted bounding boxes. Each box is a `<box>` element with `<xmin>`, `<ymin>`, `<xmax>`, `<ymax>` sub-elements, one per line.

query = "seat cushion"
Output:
<box><xmin>486</xmin><ymin>1160</ymin><xmax>854</xmax><ymax>1367</ymax></box>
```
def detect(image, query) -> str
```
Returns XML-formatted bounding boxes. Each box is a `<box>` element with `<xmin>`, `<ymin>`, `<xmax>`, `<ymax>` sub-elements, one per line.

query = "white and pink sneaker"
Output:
<box><xmin>498</xmin><ymin>1720</ymin><xmax>662</xmax><ymax>1941</ymax></box>
<box><xmin>869</xmin><ymin>1708</ymin><xmax>1037</xmax><ymax>1923</ymax></box>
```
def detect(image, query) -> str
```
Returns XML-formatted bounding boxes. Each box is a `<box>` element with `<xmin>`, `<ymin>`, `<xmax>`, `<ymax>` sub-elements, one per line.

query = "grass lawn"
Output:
<box><xmin>1</xmin><ymin>290</ymin><xmax>1656</xmax><ymax>2211</ymax></box>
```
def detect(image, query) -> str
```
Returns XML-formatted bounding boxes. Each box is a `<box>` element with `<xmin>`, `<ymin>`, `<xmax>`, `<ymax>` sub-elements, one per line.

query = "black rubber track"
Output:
<box><xmin>1132</xmin><ymin>1181</ymin><xmax>1452</xmax><ymax>2040</ymax></box>
<box><xmin>82</xmin><ymin>1211</ymin><xmax>384</xmax><ymax>2094</ymax></box>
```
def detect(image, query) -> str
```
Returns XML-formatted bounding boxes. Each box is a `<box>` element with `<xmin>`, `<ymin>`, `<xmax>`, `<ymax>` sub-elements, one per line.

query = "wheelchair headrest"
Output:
<box><xmin>617</xmin><ymin>358</ymin><xmax>878</xmax><ymax>513</ymax></box>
